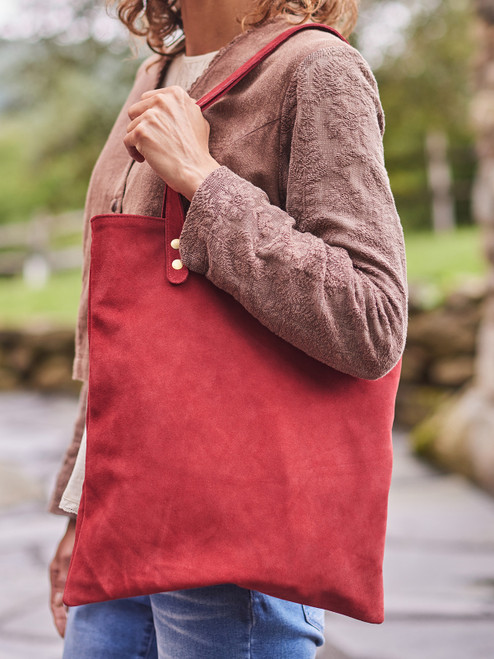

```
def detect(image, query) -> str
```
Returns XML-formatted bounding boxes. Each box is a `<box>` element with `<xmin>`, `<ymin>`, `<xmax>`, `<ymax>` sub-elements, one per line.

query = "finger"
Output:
<box><xmin>52</xmin><ymin>601</ymin><xmax>68</xmax><ymax>637</ymax></box>
<box><xmin>129</xmin><ymin>145</ymin><xmax>145</xmax><ymax>162</ymax></box>
<box><xmin>126</xmin><ymin>114</ymin><xmax>145</xmax><ymax>134</ymax></box>
<box><xmin>50</xmin><ymin>564</ymin><xmax>64</xmax><ymax>592</ymax></box>
<box><xmin>50</xmin><ymin>580</ymin><xmax>66</xmax><ymax>608</ymax></box>
<box><xmin>123</xmin><ymin>131</ymin><xmax>145</xmax><ymax>162</ymax></box>
<box><xmin>51</xmin><ymin>591</ymin><xmax>66</xmax><ymax>612</ymax></box>
<box><xmin>141</xmin><ymin>86</ymin><xmax>187</xmax><ymax>101</ymax></box>
<box><xmin>49</xmin><ymin>561</ymin><xmax>70</xmax><ymax>607</ymax></box>
<box><xmin>128</xmin><ymin>96</ymin><xmax>157</xmax><ymax>122</ymax></box>
<box><xmin>50</xmin><ymin>588</ymin><xmax>68</xmax><ymax>638</ymax></box>
<box><xmin>141</xmin><ymin>88</ymin><xmax>166</xmax><ymax>99</ymax></box>
<box><xmin>128</xmin><ymin>87</ymin><xmax>182</xmax><ymax>121</ymax></box>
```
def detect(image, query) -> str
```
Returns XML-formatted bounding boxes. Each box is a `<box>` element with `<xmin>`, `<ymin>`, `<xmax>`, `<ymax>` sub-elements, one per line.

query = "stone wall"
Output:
<box><xmin>0</xmin><ymin>329</ymin><xmax>79</xmax><ymax>393</ymax></box>
<box><xmin>396</xmin><ymin>279</ymin><xmax>486</xmax><ymax>429</ymax></box>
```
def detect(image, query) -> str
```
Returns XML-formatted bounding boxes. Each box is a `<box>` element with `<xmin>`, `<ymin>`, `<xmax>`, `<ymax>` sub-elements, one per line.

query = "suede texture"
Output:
<box><xmin>63</xmin><ymin>203</ymin><xmax>401</xmax><ymax>622</ymax></box>
<box><xmin>62</xmin><ymin>23</ymin><xmax>405</xmax><ymax>624</ymax></box>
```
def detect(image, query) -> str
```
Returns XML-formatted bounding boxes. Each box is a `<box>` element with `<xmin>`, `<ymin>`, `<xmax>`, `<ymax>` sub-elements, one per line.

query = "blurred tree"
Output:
<box><xmin>410</xmin><ymin>0</ymin><xmax>494</xmax><ymax>496</ymax></box>
<box><xmin>3</xmin><ymin>0</ymin><xmax>121</xmax><ymax>43</ymax></box>
<box><xmin>471</xmin><ymin>0</ymin><xmax>494</xmax><ymax>401</ymax></box>
<box><xmin>0</xmin><ymin>0</ymin><xmax>143</xmax><ymax>223</ymax></box>
<box><xmin>365</xmin><ymin>0</ymin><xmax>477</xmax><ymax>231</ymax></box>
<box><xmin>0</xmin><ymin>0</ymin><xmax>480</xmax><ymax>233</ymax></box>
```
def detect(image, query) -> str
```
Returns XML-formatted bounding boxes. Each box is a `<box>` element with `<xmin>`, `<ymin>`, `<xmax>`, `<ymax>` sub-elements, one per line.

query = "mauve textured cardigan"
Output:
<box><xmin>48</xmin><ymin>15</ymin><xmax>409</xmax><ymax>517</ymax></box>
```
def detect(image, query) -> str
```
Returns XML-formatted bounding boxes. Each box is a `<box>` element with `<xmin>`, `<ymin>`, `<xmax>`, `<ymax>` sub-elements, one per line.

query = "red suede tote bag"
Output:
<box><xmin>63</xmin><ymin>24</ymin><xmax>403</xmax><ymax>624</ymax></box>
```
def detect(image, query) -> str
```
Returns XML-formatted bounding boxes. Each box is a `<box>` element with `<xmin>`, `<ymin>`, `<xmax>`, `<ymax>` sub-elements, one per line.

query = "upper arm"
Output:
<box><xmin>284</xmin><ymin>44</ymin><xmax>408</xmax><ymax>311</ymax></box>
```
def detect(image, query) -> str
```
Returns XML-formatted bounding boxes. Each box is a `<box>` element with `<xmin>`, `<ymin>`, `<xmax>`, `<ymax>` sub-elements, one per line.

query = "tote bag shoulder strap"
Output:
<box><xmin>163</xmin><ymin>23</ymin><xmax>348</xmax><ymax>284</ymax></box>
<box><xmin>197</xmin><ymin>23</ymin><xmax>348</xmax><ymax>111</ymax></box>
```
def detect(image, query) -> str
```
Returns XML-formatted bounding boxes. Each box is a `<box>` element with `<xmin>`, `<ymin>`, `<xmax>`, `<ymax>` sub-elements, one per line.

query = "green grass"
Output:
<box><xmin>51</xmin><ymin>231</ymin><xmax>83</xmax><ymax>249</ymax></box>
<box><xmin>0</xmin><ymin>269</ymin><xmax>82</xmax><ymax>328</ymax></box>
<box><xmin>403</xmin><ymin>224</ymin><xmax>488</xmax><ymax>297</ymax></box>
<box><xmin>0</xmin><ymin>224</ymin><xmax>488</xmax><ymax>328</ymax></box>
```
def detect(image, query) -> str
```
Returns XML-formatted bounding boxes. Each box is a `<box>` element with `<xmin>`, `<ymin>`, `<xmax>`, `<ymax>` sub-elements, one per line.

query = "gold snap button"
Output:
<box><xmin>171</xmin><ymin>259</ymin><xmax>183</xmax><ymax>270</ymax></box>
<box><xmin>170</xmin><ymin>238</ymin><xmax>180</xmax><ymax>249</ymax></box>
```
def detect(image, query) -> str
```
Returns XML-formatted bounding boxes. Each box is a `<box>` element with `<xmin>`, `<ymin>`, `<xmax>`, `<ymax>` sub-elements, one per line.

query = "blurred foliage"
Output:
<box><xmin>0</xmin><ymin>0</ymin><xmax>143</xmax><ymax>223</ymax></box>
<box><xmin>372</xmin><ymin>0</ymin><xmax>477</xmax><ymax>230</ymax></box>
<box><xmin>404</xmin><ymin>224</ymin><xmax>487</xmax><ymax>291</ymax></box>
<box><xmin>0</xmin><ymin>0</ymin><xmax>480</xmax><ymax>233</ymax></box>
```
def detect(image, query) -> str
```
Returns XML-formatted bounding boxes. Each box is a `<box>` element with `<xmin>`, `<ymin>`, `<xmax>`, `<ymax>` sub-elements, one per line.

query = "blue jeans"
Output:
<box><xmin>62</xmin><ymin>584</ymin><xmax>326</xmax><ymax>658</ymax></box>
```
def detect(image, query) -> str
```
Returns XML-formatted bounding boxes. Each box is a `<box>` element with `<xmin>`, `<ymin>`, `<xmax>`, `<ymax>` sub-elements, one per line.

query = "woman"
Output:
<box><xmin>48</xmin><ymin>0</ymin><xmax>408</xmax><ymax>656</ymax></box>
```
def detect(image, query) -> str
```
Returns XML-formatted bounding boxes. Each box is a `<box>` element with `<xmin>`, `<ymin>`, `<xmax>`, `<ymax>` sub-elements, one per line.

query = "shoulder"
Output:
<box><xmin>257</xmin><ymin>22</ymin><xmax>380</xmax><ymax>107</ymax></box>
<box><xmin>279</xmin><ymin>31</ymin><xmax>384</xmax><ymax>136</ymax></box>
<box><xmin>263</xmin><ymin>23</ymin><xmax>373</xmax><ymax>81</ymax></box>
<box><xmin>295</xmin><ymin>44</ymin><xmax>378</xmax><ymax>97</ymax></box>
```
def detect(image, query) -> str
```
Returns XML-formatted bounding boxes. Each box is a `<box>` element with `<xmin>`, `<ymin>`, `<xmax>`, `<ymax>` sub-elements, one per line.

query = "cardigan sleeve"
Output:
<box><xmin>178</xmin><ymin>45</ymin><xmax>408</xmax><ymax>380</ymax></box>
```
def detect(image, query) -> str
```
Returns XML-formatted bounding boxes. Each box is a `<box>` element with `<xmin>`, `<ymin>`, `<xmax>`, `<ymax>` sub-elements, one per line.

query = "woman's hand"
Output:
<box><xmin>49</xmin><ymin>517</ymin><xmax>76</xmax><ymax>638</ymax></box>
<box><xmin>125</xmin><ymin>87</ymin><xmax>221</xmax><ymax>201</ymax></box>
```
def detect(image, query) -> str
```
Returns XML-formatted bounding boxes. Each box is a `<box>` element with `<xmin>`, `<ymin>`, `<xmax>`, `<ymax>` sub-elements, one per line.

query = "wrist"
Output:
<box><xmin>180</xmin><ymin>158</ymin><xmax>222</xmax><ymax>201</ymax></box>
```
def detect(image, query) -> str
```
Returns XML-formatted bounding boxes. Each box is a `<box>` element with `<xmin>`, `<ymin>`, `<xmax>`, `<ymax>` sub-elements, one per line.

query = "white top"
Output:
<box><xmin>59</xmin><ymin>47</ymin><xmax>219</xmax><ymax>516</ymax></box>
<box><xmin>166</xmin><ymin>49</ymin><xmax>220</xmax><ymax>91</ymax></box>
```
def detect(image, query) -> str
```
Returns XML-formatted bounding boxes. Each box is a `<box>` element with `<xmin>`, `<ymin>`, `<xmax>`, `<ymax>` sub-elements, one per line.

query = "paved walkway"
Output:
<box><xmin>318</xmin><ymin>428</ymin><xmax>494</xmax><ymax>659</ymax></box>
<box><xmin>0</xmin><ymin>391</ymin><xmax>493</xmax><ymax>659</ymax></box>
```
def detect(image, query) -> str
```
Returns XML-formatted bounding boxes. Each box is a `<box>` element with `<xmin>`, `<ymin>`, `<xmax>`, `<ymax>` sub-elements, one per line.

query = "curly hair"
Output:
<box><xmin>112</xmin><ymin>1</ymin><xmax>359</xmax><ymax>55</ymax></box>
